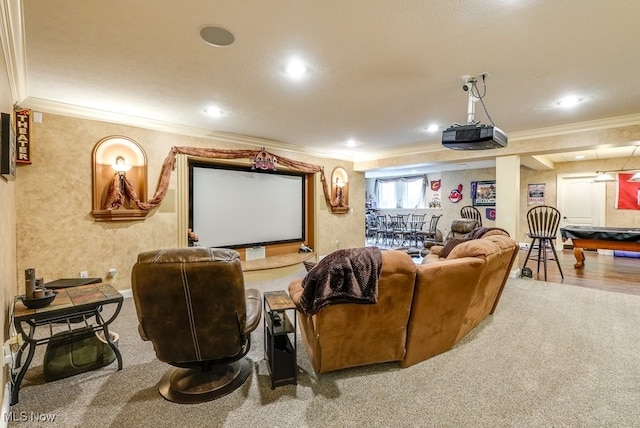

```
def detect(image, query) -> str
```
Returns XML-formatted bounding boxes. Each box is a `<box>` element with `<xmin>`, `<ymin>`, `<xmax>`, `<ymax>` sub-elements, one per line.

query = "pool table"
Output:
<box><xmin>560</xmin><ymin>226</ymin><xmax>640</xmax><ymax>268</ymax></box>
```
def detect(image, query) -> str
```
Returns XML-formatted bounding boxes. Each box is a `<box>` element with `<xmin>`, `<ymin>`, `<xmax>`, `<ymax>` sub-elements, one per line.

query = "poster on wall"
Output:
<box><xmin>616</xmin><ymin>173</ymin><xmax>640</xmax><ymax>210</ymax></box>
<box><xmin>527</xmin><ymin>183</ymin><xmax>545</xmax><ymax>205</ymax></box>
<box><xmin>471</xmin><ymin>180</ymin><xmax>496</xmax><ymax>206</ymax></box>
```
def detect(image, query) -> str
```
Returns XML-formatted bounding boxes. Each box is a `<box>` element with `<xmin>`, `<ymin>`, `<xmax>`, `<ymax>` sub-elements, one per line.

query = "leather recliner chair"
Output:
<box><xmin>446</xmin><ymin>218</ymin><xmax>480</xmax><ymax>240</ymax></box>
<box><xmin>131</xmin><ymin>247</ymin><xmax>261</xmax><ymax>404</ymax></box>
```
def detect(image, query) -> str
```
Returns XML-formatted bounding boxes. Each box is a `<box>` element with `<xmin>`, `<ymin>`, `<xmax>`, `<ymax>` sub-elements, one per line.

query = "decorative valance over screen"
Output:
<box><xmin>117</xmin><ymin>146</ymin><xmax>340</xmax><ymax>211</ymax></box>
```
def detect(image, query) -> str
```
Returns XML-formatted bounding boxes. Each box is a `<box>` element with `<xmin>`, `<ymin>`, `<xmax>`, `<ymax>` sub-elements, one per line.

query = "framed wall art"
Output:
<box><xmin>527</xmin><ymin>183</ymin><xmax>545</xmax><ymax>205</ymax></box>
<box><xmin>471</xmin><ymin>180</ymin><xmax>496</xmax><ymax>206</ymax></box>
<box><xmin>1</xmin><ymin>112</ymin><xmax>17</xmax><ymax>180</ymax></box>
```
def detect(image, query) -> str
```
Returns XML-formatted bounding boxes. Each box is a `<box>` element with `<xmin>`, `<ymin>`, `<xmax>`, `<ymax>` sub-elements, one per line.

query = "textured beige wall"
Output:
<box><xmin>16</xmin><ymin>113</ymin><xmax>364</xmax><ymax>292</ymax></box>
<box><xmin>1</xmin><ymin>39</ymin><xmax>17</xmax><ymax>407</ymax></box>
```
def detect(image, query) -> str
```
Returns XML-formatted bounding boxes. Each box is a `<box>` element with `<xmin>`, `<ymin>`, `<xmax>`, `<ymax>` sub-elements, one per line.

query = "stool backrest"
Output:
<box><xmin>526</xmin><ymin>205</ymin><xmax>561</xmax><ymax>238</ymax></box>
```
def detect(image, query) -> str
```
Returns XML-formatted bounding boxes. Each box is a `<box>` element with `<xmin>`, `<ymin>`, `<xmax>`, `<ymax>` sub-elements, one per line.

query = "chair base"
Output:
<box><xmin>158</xmin><ymin>358</ymin><xmax>251</xmax><ymax>404</ymax></box>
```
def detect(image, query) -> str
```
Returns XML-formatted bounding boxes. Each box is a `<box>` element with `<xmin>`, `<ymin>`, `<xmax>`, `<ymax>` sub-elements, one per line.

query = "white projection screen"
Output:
<box><xmin>189</xmin><ymin>163</ymin><xmax>305</xmax><ymax>248</ymax></box>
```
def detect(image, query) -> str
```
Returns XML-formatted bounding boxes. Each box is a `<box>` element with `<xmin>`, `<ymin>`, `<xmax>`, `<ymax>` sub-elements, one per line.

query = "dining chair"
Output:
<box><xmin>460</xmin><ymin>206</ymin><xmax>483</xmax><ymax>227</ymax></box>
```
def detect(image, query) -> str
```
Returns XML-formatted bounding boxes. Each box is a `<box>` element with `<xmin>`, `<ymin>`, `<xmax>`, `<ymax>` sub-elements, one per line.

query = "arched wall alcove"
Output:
<box><xmin>91</xmin><ymin>136</ymin><xmax>148</xmax><ymax>221</ymax></box>
<box><xmin>330</xmin><ymin>166</ymin><xmax>349</xmax><ymax>214</ymax></box>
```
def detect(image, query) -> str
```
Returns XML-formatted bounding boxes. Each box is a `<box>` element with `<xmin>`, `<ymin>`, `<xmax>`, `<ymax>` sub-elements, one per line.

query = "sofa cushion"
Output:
<box><xmin>483</xmin><ymin>234</ymin><xmax>516</xmax><ymax>250</ymax></box>
<box><xmin>446</xmin><ymin>238</ymin><xmax>501</xmax><ymax>260</ymax></box>
<box><xmin>439</xmin><ymin>237</ymin><xmax>467</xmax><ymax>258</ymax></box>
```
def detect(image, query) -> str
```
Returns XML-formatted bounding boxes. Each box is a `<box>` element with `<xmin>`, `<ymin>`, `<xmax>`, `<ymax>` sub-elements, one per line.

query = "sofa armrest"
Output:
<box><xmin>288</xmin><ymin>279</ymin><xmax>304</xmax><ymax>310</ymax></box>
<box><xmin>429</xmin><ymin>245</ymin><xmax>444</xmax><ymax>256</ymax></box>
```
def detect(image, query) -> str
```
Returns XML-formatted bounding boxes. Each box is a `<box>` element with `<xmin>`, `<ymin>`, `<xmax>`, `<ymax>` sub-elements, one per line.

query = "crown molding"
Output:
<box><xmin>20</xmin><ymin>96</ymin><xmax>354</xmax><ymax>163</ymax></box>
<box><xmin>351</xmin><ymin>114</ymin><xmax>640</xmax><ymax>164</ymax></box>
<box><xmin>507</xmin><ymin>113</ymin><xmax>640</xmax><ymax>141</ymax></box>
<box><xmin>19</xmin><ymin>95</ymin><xmax>640</xmax><ymax>168</ymax></box>
<box><xmin>0</xmin><ymin>0</ymin><xmax>28</xmax><ymax>103</ymax></box>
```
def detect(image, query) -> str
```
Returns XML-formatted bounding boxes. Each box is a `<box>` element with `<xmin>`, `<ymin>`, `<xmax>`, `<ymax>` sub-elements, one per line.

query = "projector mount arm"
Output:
<box><xmin>463</xmin><ymin>76</ymin><xmax>480</xmax><ymax>125</ymax></box>
<box><xmin>460</xmin><ymin>72</ymin><xmax>495</xmax><ymax>127</ymax></box>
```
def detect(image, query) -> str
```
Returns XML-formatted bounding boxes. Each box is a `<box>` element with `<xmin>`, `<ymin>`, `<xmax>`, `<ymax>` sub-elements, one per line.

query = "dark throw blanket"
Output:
<box><xmin>299</xmin><ymin>247</ymin><xmax>383</xmax><ymax>315</ymax></box>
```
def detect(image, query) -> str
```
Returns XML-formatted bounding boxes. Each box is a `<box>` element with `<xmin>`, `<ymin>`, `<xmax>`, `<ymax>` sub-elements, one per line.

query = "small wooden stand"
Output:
<box><xmin>263</xmin><ymin>291</ymin><xmax>297</xmax><ymax>389</ymax></box>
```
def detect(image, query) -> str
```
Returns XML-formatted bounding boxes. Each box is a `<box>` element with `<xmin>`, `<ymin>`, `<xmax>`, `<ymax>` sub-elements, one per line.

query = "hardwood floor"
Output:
<box><xmin>367</xmin><ymin>237</ymin><xmax>640</xmax><ymax>296</ymax></box>
<box><xmin>518</xmin><ymin>248</ymin><xmax>640</xmax><ymax>296</ymax></box>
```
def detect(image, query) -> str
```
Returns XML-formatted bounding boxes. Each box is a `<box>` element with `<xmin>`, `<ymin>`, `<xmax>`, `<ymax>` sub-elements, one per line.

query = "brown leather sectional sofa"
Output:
<box><xmin>288</xmin><ymin>233</ymin><xmax>518</xmax><ymax>373</ymax></box>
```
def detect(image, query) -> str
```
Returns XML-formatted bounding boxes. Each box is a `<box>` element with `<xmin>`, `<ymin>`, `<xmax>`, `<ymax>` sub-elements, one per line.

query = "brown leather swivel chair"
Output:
<box><xmin>446</xmin><ymin>218</ymin><xmax>480</xmax><ymax>240</ymax></box>
<box><xmin>131</xmin><ymin>247</ymin><xmax>262</xmax><ymax>404</ymax></box>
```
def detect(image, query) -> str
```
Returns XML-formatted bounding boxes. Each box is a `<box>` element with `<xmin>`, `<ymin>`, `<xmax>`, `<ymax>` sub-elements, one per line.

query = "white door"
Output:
<box><xmin>557</xmin><ymin>173</ymin><xmax>606</xmax><ymax>245</ymax></box>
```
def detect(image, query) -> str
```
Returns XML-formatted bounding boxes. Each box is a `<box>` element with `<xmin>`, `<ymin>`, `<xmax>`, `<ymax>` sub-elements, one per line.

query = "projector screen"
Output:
<box><xmin>189</xmin><ymin>162</ymin><xmax>305</xmax><ymax>248</ymax></box>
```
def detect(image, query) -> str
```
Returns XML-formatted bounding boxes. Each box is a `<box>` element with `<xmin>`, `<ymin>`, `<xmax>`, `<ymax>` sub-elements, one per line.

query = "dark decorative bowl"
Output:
<box><xmin>20</xmin><ymin>291</ymin><xmax>57</xmax><ymax>309</ymax></box>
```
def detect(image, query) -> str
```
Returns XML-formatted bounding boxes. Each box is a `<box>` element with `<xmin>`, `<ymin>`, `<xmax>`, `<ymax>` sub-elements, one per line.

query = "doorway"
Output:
<box><xmin>556</xmin><ymin>173</ymin><xmax>606</xmax><ymax>247</ymax></box>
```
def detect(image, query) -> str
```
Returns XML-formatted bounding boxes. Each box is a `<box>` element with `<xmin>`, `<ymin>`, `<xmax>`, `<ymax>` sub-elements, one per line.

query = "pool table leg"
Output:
<box><xmin>573</xmin><ymin>247</ymin><xmax>585</xmax><ymax>269</ymax></box>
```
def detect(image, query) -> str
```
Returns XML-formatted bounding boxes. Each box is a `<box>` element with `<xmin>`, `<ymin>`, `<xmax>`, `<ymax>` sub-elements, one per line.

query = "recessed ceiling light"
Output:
<box><xmin>425</xmin><ymin>124</ymin><xmax>439</xmax><ymax>133</ymax></box>
<box><xmin>204</xmin><ymin>106</ymin><xmax>224</xmax><ymax>117</ymax></box>
<box><xmin>285</xmin><ymin>59</ymin><xmax>307</xmax><ymax>78</ymax></box>
<box><xmin>556</xmin><ymin>95</ymin><xmax>584</xmax><ymax>108</ymax></box>
<box><xmin>346</xmin><ymin>139</ymin><xmax>357</xmax><ymax>147</ymax></box>
<box><xmin>575</xmin><ymin>155</ymin><xmax>585</xmax><ymax>159</ymax></box>
<box><xmin>200</xmin><ymin>25</ymin><xmax>235</xmax><ymax>47</ymax></box>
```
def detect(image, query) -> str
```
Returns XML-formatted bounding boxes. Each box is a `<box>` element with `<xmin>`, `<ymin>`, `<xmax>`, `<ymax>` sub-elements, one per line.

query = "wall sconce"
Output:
<box><xmin>330</xmin><ymin>167</ymin><xmax>349</xmax><ymax>214</ymax></box>
<box><xmin>112</xmin><ymin>155</ymin><xmax>132</xmax><ymax>175</ymax></box>
<box><xmin>92</xmin><ymin>136</ymin><xmax>148</xmax><ymax>221</ymax></box>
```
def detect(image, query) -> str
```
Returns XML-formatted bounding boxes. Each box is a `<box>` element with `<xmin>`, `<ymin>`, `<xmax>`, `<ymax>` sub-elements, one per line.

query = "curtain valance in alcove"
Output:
<box><xmin>136</xmin><ymin>146</ymin><xmax>342</xmax><ymax>211</ymax></box>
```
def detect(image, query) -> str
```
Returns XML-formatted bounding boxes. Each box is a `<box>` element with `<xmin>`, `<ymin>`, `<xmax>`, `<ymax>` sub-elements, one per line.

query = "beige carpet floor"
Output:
<box><xmin>7</xmin><ymin>267</ymin><xmax>640</xmax><ymax>428</ymax></box>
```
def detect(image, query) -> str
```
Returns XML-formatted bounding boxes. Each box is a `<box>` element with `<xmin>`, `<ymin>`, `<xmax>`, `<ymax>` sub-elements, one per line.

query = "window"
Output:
<box><xmin>375</xmin><ymin>175</ymin><xmax>427</xmax><ymax>209</ymax></box>
<box><xmin>377</xmin><ymin>181</ymin><xmax>397</xmax><ymax>208</ymax></box>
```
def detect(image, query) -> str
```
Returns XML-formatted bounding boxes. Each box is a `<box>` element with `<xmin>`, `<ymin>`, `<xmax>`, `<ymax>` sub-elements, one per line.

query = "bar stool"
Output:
<box><xmin>522</xmin><ymin>205</ymin><xmax>564</xmax><ymax>281</ymax></box>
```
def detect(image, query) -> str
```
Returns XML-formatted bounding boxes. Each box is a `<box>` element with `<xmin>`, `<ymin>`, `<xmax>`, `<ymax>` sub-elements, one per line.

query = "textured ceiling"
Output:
<box><xmin>14</xmin><ymin>0</ymin><xmax>640</xmax><ymax>167</ymax></box>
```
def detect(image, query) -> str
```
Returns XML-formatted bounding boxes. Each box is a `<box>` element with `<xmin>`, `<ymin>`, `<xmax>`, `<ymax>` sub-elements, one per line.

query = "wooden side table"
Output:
<box><xmin>263</xmin><ymin>290</ymin><xmax>297</xmax><ymax>389</ymax></box>
<box><xmin>10</xmin><ymin>283</ymin><xmax>123</xmax><ymax>405</ymax></box>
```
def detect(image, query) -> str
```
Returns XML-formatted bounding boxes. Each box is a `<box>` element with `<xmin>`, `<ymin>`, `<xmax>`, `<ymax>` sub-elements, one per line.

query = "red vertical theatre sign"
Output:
<box><xmin>15</xmin><ymin>108</ymin><xmax>31</xmax><ymax>164</ymax></box>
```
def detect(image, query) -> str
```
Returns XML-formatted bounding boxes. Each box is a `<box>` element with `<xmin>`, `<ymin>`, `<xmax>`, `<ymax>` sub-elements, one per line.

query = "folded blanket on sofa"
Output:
<box><xmin>299</xmin><ymin>247</ymin><xmax>382</xmax><ymax>315</ymax></box>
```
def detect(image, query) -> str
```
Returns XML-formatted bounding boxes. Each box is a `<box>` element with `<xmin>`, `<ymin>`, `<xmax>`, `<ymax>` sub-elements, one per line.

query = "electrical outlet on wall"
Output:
<box><xmin>80</xmin><ymin>271</ymin><xmax>88</xmax><ymax>278</ymax></box>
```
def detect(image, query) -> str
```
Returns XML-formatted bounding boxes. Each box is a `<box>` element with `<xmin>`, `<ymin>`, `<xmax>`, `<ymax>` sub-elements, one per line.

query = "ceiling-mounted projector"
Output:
<box><xmin>442</xmin><ymin>73</ymin><xmax>508</xmax><ymax>150</ymax></box>
<box><xmin>442</xmin><ymin>123</ymin><xmax>507</xmax><ymax>150</ymax></box>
